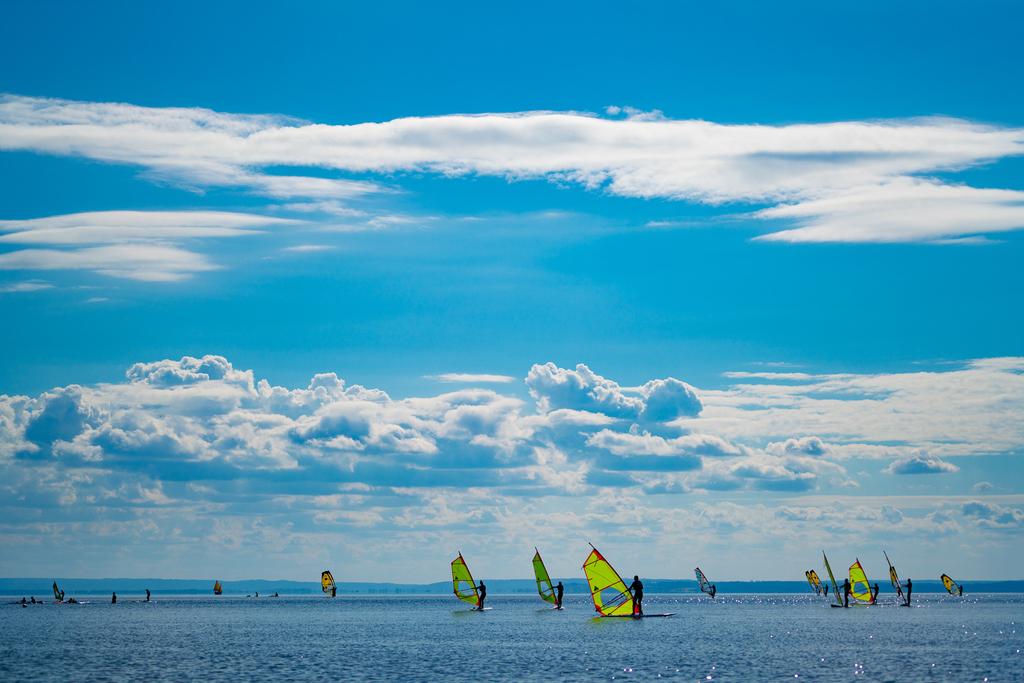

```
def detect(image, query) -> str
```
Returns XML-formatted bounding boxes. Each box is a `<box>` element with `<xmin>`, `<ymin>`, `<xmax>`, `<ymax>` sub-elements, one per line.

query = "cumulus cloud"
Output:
<box><xmin>884</xmin><ymin>453</ymin><xmax>960</xmax><ymax>475</ymax></box>
<box><xmin>3</xmin><ymin>94</ymin><xmax>1024</xmax><ymax>242</ymax></box>
<box><xmin>961</xmin><ymin>500</ymin><xmax>1024</xmax><ymax>528</ymax></box>
<box><xmin>767</xmin><ymin>436</ymin><xmax>830</xmax><ymax>457</ymax></box>
<box><xmin>526</xmin><ymin>362</ymin><xmax>701</xmax><ymax>421</ymax></box>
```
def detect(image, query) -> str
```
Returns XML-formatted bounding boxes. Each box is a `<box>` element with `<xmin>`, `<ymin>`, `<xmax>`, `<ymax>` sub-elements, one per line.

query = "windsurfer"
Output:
<box><xmin>477</xmin><ymin>581</ymin><xmax>487</xmax><ymax>610</ymax></box>
<box><xmin>905</xmin><ymin>578</ymin><xmax>912</xmax><ymax>606</ymax></box>
<box><xmin>111</xmin><ymin>592</ymin><xmax>117</xmax><ymax>604</ymax></box>
<box><xmin>842</xmin><ymin>578</ymin><xmax>851</xmax><ymax>608</ymax></box>
<box><xmin>629</xmin><ymin>575</ymin><xmax>644</xmax><ymax>616</ymax></box>
<box><xmin>331</xmin><ymin>586</ymin><xmax>336</xmax><ymax>598</ymax></box>
<box><xmin>709</xmin><ymin>583</ymin><xmax>717</xmax><ymax>599</ymax></box>
<box><xmin>871</xmin><ymin>583</ymin><xmax>879</xmax><ymax>602</ymax></box>
<box><xmin>823</xmin><ymin>583</ymin><xmax>829</xmax><ymax>596</ymax></box>
<box><xmin>957</xmin><ymin>584</ymin><xmax>963</xmax><ymax>596</ymax></box>
<box><xmin>555</xmin><ymin>581</ymin><xmax>564</xmax><ymax>609</ymax></box>
<box><xmin>145</xmin><ymin>589</ymin><xmax>151</xmax><ymax>602</ymax></box>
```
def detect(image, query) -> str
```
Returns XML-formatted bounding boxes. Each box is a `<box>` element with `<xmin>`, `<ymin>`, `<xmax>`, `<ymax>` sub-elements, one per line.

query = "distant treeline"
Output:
<box><xmin>4</xmin><ymin>577</ymin><xmax>1024</xmax><ymax>596</ymax></box>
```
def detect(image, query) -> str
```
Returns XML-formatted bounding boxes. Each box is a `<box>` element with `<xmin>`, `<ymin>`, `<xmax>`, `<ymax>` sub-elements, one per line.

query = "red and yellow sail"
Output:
<box><xmin>582</xmin><ymin>546</ymin><xmax>634</xmax><ymax>617</ymax></box>
<box><xmin>451</xmin><ymin>553</ymin><xmax>480</xmax><ymax>607</ymax></box>
<box><xmin>849</xmin><ymin>559</ymin><xmax>875</xmax><ymax>605</ymax></box>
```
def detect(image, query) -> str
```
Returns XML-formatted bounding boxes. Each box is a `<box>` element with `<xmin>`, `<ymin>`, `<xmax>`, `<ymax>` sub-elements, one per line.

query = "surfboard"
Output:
<box><xmin>601</xmin><ymin>612</ymin><xmax>675</xmax><ymax>618</ymax></box>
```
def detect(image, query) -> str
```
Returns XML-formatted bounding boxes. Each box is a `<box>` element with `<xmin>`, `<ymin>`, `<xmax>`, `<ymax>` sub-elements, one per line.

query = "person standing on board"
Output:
<box><xmin>905</xmin><ymin>578</ymin><xmax>912</xmax><ymax>606</ymax></box>
<box><xmin>555</xmin><ymin>581</ymin><xmax>564</xmax><ymax>609</ymax></box>
<box><xmin>111</xmin><ymin>592</ymin><xmax>117</xmax><ymax>604</ymax></box>
<box><xmin>842</xmin><ymin>578</ymin><xmax>851</xmax><ymax>608</ymax></box>
<box><xmin>477</xmin><ymin>581</ymin><xmax>487</xmax><ymax>610</ymax></box>
<box><xmin>145</xmin><ymin>589</ymin><xmax>151</xmax><ymax>602</ymax></box>
<box><xmin>871</xmin><ymin>583</ymin><xmax>879</xmax><ymax>603</ymax></box>
<box><xmin>957</xmin><ymin>583</ymin><xmax>963</xmax><ymax>596</ymax></box>
<box><xmin>629</xmin><ymin>575</ymin><xmax>644</xmax><ymax>616</ymax></box>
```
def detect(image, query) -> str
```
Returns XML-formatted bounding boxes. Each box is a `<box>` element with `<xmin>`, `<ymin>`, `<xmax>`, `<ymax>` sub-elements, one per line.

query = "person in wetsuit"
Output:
<box><xmin>957</xmin><ymin>584</ymin><xmax>963</xmax><ymax>596</ymax></box>
<box><xmin>823</xmin><ymin>583</ymin><xmax>829</xmax><ymax>596</ymax></box>
<box><xmin>710</xmin><ymin>584</ymin><xmax>717</xmax><ymax>599</ymax></box>
<box><xmin>629</xmin><ymin>575</ymin><xmax>644</xmax><ymax>616</ymax></box>
<box><xmin>145</xmin><ymin>589</ymin><xmax>151</xmax><ymax>602</ymax></box>
<box><xmin>842</xmin><ymin>578</ymin><xmax>851</xmax><ymax>608</ymax></box>
<box><xmin>555</xmin><ymin>581</ymin><xmax>564</xmax><ymax>609</ymax></box>
<box><xmin>477</xmin><ymin>581</ymin><xmax>487</xmax><ymax>610</ymax></box>
<box><xmin>111</xmin><ymin>592</ymin><xmax>117</xmax><ymax>604</ymax></box>
<box><xmin>331</xmin><ymin>586</ymin><xmax>336</xmax><ymax>598</ymax></box>
<box><xmin>905</xmin><ymin>578</ymin><xmax>912</xmax><ymax>606</ymax></box>
<box><xmin>871</xmin><ymin>583</ymin><xmax>879</xmax><ymax>602</ymax></box>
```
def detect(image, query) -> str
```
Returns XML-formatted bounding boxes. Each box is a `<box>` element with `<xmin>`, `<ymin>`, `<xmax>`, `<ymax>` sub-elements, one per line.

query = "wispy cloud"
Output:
<box><xmin>427</xmin><ymin>373</ymin><xmax>516</xmax><ymax>384</ymax></box>
<box><xmin>0</xmin><ymin>244</ymin><xmax>217</xmax><ymax>281</ymax></box>
<box><xmin>0</xmin><ymin>279</ymin><xmax>53</xmax><ymax>293</ymax></box>
<box><xmin>3</xmin><ymin>94</ymin><xmax>1024</xmax><ymax>242</ymax></box>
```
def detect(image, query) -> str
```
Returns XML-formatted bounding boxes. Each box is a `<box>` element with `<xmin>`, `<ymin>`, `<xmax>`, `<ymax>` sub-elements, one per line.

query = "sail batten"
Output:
<box><xmin>532</xmin><ymin>548</ymin><xmax>557</xmax><ymax>605</ymax></box>
<box><xmin>451</xmin><ymin>553</ymin><xmax>480</xmax><ymax>607</ymax></box>
<box><xmin>582</xmin><ymin>546</ymin><xmax>634</xmax><ymax>617</ymax></box>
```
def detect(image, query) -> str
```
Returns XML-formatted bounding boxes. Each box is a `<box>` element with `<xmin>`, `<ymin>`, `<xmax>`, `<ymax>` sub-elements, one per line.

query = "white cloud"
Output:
<box><xmin>0</xmin><ymin>210</ymin><xmax>294</xmax><ymax>245</ymax></box>
<box><xmin>427</xmin><ymin>373</ymin><xmax>516</xmax><ymax>384</ymax></box>
<box><xmin>3</xmin><ymin>94</ymin><xmax>1024</xmax><ymax>242</ymax></box>
<box><xmin>0</xmin><ymin>244</ymin><xmax>217</xmax><ymax>281</ymax></box>
<box><xmin>884</xmin><ymin>453</ymin><xmax>960</xmax><ymax>475</ymax></box>
<box><xmin>756</xmin><ymin>179</ymin><xmax>1024</xmax><ymax>243</ymax></box>
<box><xmin>0</xmin><ymin>279</ymin><xmax>53</xmax><ymax>293</ymax></box>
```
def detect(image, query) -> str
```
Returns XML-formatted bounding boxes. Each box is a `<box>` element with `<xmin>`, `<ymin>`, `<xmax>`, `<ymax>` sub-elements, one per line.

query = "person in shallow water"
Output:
<box><xmin>905</xmin><ymin>578</ymin><xmax>912</xmax><ymax>606</ymax></box>
<box><xmin>629</xmin><ymin>575</ymin><xmax>644</xmax><ymax>616</ymax></box>
<box><xmin>842</xmin><ymin>578</ymin><xmax>851</xmax><ymax>608</ymax></box>
<box><xmin>477</xmin><ymin>581</ymin><xmax>487</xmax><ymax>610</ymax></box>
<box><xmin>145</xmin><ymin>589</ymin><xmax>151</xmax><ymax>602</ymax></box>
<box><xmin>555</xmin><ymin>581</ymin><xmax>564</xmax><ymax>609</ymax></box>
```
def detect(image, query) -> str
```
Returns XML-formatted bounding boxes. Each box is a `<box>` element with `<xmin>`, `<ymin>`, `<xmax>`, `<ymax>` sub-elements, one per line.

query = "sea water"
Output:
<box><xmin>1</xmin><ymin>593</ymin><xmax>1021</xmax><ymax>681</ymax></box>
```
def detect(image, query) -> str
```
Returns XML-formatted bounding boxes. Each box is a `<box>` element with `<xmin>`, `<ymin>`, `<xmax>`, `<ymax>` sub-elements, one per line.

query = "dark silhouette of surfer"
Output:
<box><xmin>957</xmin><ymin>584</ymin><xmax>963</xmax><ymax>596</ymax></box>
<box><xmin>905</xmin><ymin>578</ymin><xmax>912</xmax><ymax>606</ymax></box>
<box><xmin>871</xmin><ymin>583</ymin><xmax>879</xmax><ymax>603</ymax></box>
<box><xmin>823</xmin><ymin>583</ymin><xmax>829</xmax><ymax>596</ymax></box>
<box><xmin>331</xmin><ymin>586</ymin><xmax>336</xmax><ymax>598</ymax></box>
<box><xmin>145</xmin><ymin>589</ymin><xmax>151</xmax><ymax>602</ymax></box>
<box><xmin>111</xmin><ymin>592</ymin><xmax>117</xmax><ymax>604</ymax></box>
<box><xmin>842</xmin><ymin>578</ymin><xmax>851</xmax><ymax>608</ymax></box>
<box><xmin>477</xmin><ymin>581</ymin><xmax>486</xmax><ymax>610</ymax></box>
<box><xmin>555</xmin><ymin>581</ymin><xmax>564</xmax><ymax>609</ymax></box>
<box><xmin>709</xmin><ymin>583</ymin><xmax>717</xmax><ymax>599</ymax></box>
<box><xmin>629</xmin><ymin>576</ymin><xmax>644</xmax><ymax>616</ymax></box>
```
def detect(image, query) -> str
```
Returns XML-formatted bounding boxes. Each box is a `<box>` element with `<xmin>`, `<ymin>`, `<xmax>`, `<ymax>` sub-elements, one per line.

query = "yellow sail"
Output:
<box><xmin>822</xmin><ymin>552</ymin><xmax>843</xmax><ymax>606</ymax></box>
<box><xmin>451</xmin><ymin>553</ymin><xmax>480</xmax><ymax>607</ymax></box>
<box><xmin>582</xmin><ymin>546</ymin><xmax>634</xmax><ymax>617</ymax></box>
<box><xmin>213</xmin><ymin>580</ymin><xmax>222</xmax><ymax>595</ymax></box>
<box><xmin>321</xmin><ymin>570</ymin><xmax>336</xmax><ymax>595</ymax></box>
<box><xmin>849</xmin><ymin>559</ymin><xmax>875</xmax><ymax>604</ymax></box>
<box><xmin>883</xmin><ymin>551</ymin><xmax>905</xmax><ymax>603</ymax></box>
<box><xmin>940</xmin><ymin>573</ymin><xmax>960</xmax><ymax>595</ymax></box>
<box><xmin>532</xmin><ymin>549</ymin><xmax>557</xmax><ymax>605</ymax></box>
<box><xmin>806</xmin><ymin>570</ymin><xmax>823</xmax><ymax>595</ymax></box>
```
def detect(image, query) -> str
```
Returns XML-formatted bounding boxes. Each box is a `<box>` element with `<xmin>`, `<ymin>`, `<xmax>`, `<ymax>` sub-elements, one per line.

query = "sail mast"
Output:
<box><xmin>822</xmin><ymin>552</ymin><xmax>843</xmax><ymax>606</ymax></box>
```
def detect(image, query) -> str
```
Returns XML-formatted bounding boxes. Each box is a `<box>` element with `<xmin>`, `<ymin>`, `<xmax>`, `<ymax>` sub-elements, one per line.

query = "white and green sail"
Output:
<box><xmin>532</xmin><ymin>548</ymin><xmax>557</xmax><ymax>605</ymax></box>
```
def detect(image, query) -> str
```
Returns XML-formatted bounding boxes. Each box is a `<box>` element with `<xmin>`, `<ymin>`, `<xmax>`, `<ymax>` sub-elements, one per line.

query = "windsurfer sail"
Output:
<box><xmin>582</xmin><ymin>545</ymin><xmax>635</xmax><ymax>617</ymax></box>
<box><xmin>883</xmin><ymin>551</ymin><xmax>906</xmax><ymax>605</ymax></box>
<box><xmin>52</xmin><ymin>580</ymin><xmax>63</xmax><ymax>602</ymax></box>
<box><xmin>822</xmin><ymin>552</ymin><xmax>843</xmax><ymax>607</ymax></box>
<box><xmin>805</xmin><ymin>570</ymin><xmax>823</xmax><ymax>596</ymax></box>
<box><xmin>849</xmin><ymin>559</ymin><xmax>876</xmax><ymax>605</ymax></box>
<box><xmin>940</xmin><ymin>573</ymin><xmax>963</xmax><ymax>596</ymax></box>
<box><xmin>321</xmin><ymin>570</ymin><xmax>336</xmax><ymax>597</ymax></box>
<box><xmin>532</xmin><ymin>548</ymin><xmax>557</xmax><ymax>605</ymax></box>
<box><xmin>213</xmin><ymin>580</ymin><xmax>222</xmax><ymax>596</ymax></box>
<box><xmin>695</xmin><ymin>567</ymin><xmax>716</xmax><ymax>598</ymax></box>
<box><xmin>451</xmin><ymin>552</ymin><xmax>481</xmax><ymax>609</ymax></box>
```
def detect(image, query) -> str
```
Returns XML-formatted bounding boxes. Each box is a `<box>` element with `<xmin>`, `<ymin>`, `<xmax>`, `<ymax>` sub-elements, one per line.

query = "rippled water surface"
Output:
<box><xmin>1</xmin><ymin>593</ymin><xmax>1021</xmax><ymax>681</ymax></box>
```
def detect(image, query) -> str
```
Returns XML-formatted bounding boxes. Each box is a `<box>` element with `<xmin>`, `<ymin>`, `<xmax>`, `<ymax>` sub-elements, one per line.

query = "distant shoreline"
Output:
<box><xmin>5</xmin><ymin>577</ymin><xmax>1024</xmax><ymax>596</ymax></box>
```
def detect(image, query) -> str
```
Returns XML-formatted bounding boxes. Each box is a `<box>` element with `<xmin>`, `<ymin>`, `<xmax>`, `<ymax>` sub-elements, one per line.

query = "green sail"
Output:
<box><xmin>532</xmin><ymin>548</ymin><xmax>557</xmax><ymax>604</ymax></box>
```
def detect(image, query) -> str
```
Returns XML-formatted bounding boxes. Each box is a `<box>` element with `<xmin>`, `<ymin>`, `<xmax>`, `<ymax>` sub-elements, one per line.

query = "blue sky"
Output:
<box><xmin>0</xmin><ymin>1</ymin><xmax>1022</xmax><ymax>582</ymax></box>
